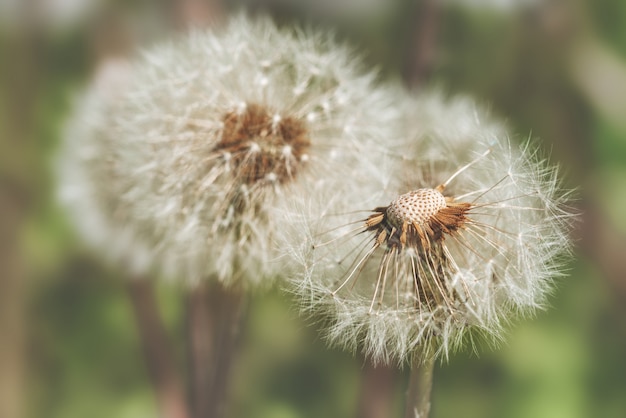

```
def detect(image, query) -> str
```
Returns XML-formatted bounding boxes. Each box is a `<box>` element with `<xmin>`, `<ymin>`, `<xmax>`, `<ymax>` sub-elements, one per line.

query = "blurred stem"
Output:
<box><xmin>128</xmin><ymin>280</ymin><xmax>190</xmax><ymax>418</ymax></box>
<box><xmin>404</xmin><ymin>0</ymin><xmax>442</xmax><ymax>89</ymax></box>
<box><xmin>187</xmin><ymin>284</ymin><xmax>215</xmax><ymax>418</ymax></box>
<box><xmin>187</xmin><ymin>281</ymin><xmax>246</xmax><ymax>418</ymax></box>
<box><xmin>404</xmin><ymin>357</ymin><xmax>435</xmax><ymax>418</ymax></box>
<box><xmin>169</xmin><ymin>0</ymin><xmax>223</xmax><ymax>29</ymax></box>
<box><xmin>0</xmin><ymin>182</ymin><xmax>26</xmax><ymax>418</ymax></box>
<box><xmin>356</xmin><ymin>359</ymin><xmax>397</xmax><ymax>418</ymax></box>
<box><xmin>0</xmin><ymin>17</ymin><xmax>44</xmax><ymax>417</ymax></box>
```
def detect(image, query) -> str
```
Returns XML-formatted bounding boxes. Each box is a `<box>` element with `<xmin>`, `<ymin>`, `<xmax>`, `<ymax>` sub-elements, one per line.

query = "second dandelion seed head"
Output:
<box><xmin>289</xmin><ymin>92</ymin><xmax>575</xmax><ymax>366</ymax></box>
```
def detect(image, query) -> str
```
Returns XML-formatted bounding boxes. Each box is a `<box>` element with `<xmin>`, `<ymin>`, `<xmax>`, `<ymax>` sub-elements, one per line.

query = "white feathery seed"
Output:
<box><xmin>57</xmin><ymin>15</ymin><xmax>401</xmax><ymax>287</ymax></box>
<box><xmin>288</xmin><ymin>92</ymin><xmax>575</xmax><ymax>365</ymax></box>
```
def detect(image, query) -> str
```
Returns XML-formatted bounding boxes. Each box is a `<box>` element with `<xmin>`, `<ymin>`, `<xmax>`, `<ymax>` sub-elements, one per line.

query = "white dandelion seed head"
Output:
<box><xmin>57</xmin><ymin>14</ymin><xmax>402</xmax><ymax>288</ymax></box>
<box><xmin>288</xmin><ymin>91</ymin><xmax>575</xmax><ymax>365</ymax></box>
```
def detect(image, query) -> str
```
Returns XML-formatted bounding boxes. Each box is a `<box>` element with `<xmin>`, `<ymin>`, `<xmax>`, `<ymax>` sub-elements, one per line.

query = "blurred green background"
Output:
<box><xmin>1</xmin><ymin>0</ymin><xmax>625</xmax><ymax>417</ymax></box>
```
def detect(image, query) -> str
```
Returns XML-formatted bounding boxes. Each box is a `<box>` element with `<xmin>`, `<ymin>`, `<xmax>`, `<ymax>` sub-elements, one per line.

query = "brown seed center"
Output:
<box><xmin>386</xmin><ymin>189</ymin><xmax>447</xmax><ymax>228</ymax></box>
<box><xmin>215</xmin><ymin>103</ymin><xmax>310</xmax><ymax>184</ymax></box>
<box><xmin>365</xmin><ymin>188</ymin><xmax>471</xmax><ymax>251</ymax></box>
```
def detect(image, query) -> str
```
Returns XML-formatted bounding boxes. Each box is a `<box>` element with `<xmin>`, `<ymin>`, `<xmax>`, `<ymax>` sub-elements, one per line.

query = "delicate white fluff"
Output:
<box><xmin>57</xmin><ymin>15</ymin><xmax>401</xmax><ymax>287</ymax></box>
<box><xmin>288</xmin><ymin>92</ymin><xmax>574</xmax><ymax>365</ymax></box>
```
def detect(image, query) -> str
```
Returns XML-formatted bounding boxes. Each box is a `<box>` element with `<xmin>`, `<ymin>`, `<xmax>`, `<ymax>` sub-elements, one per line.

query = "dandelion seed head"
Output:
<box><xmin>288</xmin><ymin>91</ymin><xmax>575</xmax><ymax>366</ymax></box>
<box><xmin>58</xmin><ymin>15</ymin><xmax>402</xmax><ymax>287</ymax></box>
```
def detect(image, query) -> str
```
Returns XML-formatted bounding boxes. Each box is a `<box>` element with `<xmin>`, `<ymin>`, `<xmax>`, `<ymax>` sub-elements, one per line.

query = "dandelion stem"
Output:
<box><xmin>209</xmin><ymin>285</ymin><xmax>247</xmax><ymax>418</ymax></box>
<box><xmin>356</xmin><ymin>358</ymin><xmax>397</xmax><ymax>418</ymax></box>
<box><xmin>127</xmin><ymin>279</ymin><xmax>190</xmax><ymax>418</ymax></box>
<box><xmin>404</xmin><ymin>0</ymin><xmax>442</xmax><ymax>88</ymax></box>
<box><xmin>187</xmin><ymin>281</ymin><xmax>247</xmax><ymax>418</ymax></box>
<box><xmin>404</xmin><ymin>357</ymin><xmax>435</xmax><ymax>418</ymax></box>
<box><xmin>0</xmin><ymin>183</ymin><xmax>27</xmax><ymax>418</ymax></box>
<box><xmin>187</xmin><ymin>284</ymin><xmax>212</xmax><ymax>418</ymax></box>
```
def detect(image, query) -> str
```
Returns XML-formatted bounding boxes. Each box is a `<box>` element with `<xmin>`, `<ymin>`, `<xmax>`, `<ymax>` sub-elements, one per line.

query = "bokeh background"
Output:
<box><xmin>1</xmin><ymin>0</ymin><xmax>626</xmax><ymax>417</ymax></box>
